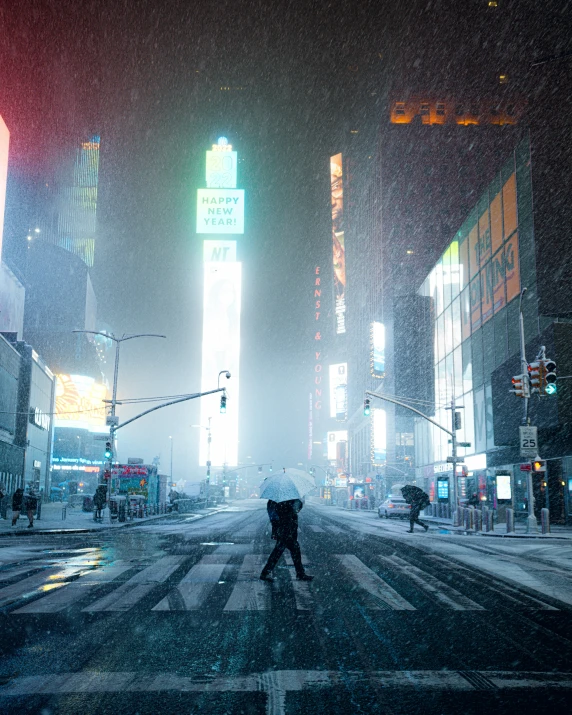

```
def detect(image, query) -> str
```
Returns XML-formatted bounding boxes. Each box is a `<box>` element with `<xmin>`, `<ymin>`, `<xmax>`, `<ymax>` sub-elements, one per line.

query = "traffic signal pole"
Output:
<box><xmin>517</xmin><ymin>289</ymin><xmax>538</xmax><ymax>533</ymax></box>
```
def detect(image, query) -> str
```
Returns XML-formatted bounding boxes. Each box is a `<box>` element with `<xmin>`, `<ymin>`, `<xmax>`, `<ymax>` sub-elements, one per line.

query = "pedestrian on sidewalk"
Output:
<box><xmin>401</xmin><ymin>485</ymin><xmax>430</xmax><ymax>534</ymax></box>
<box><xmin>94</xmin><ymin>485</ymin><xmax>107</xmax><ymax>521</ymax></box>
<box><xmin>24</xmin><ymin>489</ymin><xmax>38</xmax><ymax>528</ymax></box>
<box><xmin>260</xmin><ymin>498</ymin><xmax>313</xmax><ymax>582</ymax></box>
<box><xmin>11</xmin><ymin>487</ymin><xmax>24</xmax><ymax>527</ymax></box>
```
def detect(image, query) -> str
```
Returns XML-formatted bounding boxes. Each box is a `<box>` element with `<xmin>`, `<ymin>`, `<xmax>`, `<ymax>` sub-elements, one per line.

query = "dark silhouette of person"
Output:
<box><xmin>408</xmin><ymin>495</ymin><xmax>429</xmax><ymax>533</ymax></box>
<box><xmin>260</xmin><ymin>499</ymin><xmax>313</xmax><ymax>582</ymax></box>
<box><xmin>11</xmin><ymin>487</ymin><xmax>24</xmax><ymax>527</ymax></box>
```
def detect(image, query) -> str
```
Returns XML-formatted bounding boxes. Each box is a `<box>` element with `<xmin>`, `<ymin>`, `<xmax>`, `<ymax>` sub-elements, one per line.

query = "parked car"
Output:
<box><xmin>378</xmin><ymin>497</ymin><xmax>411</xmax><ymax>519</ymax></box>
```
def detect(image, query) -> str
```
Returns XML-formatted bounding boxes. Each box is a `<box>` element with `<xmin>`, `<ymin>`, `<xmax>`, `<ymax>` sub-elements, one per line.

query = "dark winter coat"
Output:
<box><xmin>273</xmin><ymin>499</ymin><xmax>303</xmax><ymax>541</ymax></box>
<box><xmin>12</xmin><ymin>489</ymin><xmax>24</xmax><ymax>511</ymax></box>
<box><xmin>24</xmin><ymin>493</ymin><xmax>37</xmax><ymax>511</ymax></box>
<box><xmin>94</xmin><ymin>487</ymin><xmax>107</xmax><ymax>509</ymax></box>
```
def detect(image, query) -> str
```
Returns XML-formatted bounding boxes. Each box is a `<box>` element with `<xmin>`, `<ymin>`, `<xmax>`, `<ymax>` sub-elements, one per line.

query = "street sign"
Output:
<box><xmin>93</xmin><ymin>434</ymin><xmax>109</xmax><ymax>441</ymax></box>
<box><xmin>446</xmin><ymin>456</ymin><xmax>465</xmax><ymax>464</ymax></box>
<box><xmin>106</xmin><ymin>415</ymin><xmax>119</xmax><ymax>427</ymax></box>
<box><xmin>520</xmin><ymin>463</ymin><xmax>532</xmax><ymax>471</ymax></box>
<box><xmin>519</xmin><ymin>425</ymin><xmax>538</xmax><ymax>458</ymax></box>
<box><xmin>458</xmin><ymin>442</ymin><xmax>472</xmax><ymax>448</ymax></box>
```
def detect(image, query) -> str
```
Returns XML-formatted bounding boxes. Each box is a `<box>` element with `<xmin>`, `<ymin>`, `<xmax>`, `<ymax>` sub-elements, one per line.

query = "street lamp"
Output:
<box><xmin>72</xmin><ymin>330</ymin><xmax>166</xmax><ymax>513</ymax></box>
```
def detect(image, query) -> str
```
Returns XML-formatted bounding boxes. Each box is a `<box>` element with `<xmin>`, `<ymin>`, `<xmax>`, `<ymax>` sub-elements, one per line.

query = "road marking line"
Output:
<box><xmin>13</xmin><ymin>562</ymin><xmax>133</xmax><ymax>613</ymax></box>
<box><xmin>152</xmin><ymin>555</ymin><xmax>231</xmax><ymax>611</ymax></box>
<box><xmin>324</xmin><ymin>525</ymin><xmax>343</xmax><ymax>534</ymax></box>
<box><xmin>0</xmin><ymin>567</ymin><xmax>85</xmax><ymax>609</ymax></box>
<box><xmin>377</xmin><ymin>555</ymin><xmax>485</xmax><ymax>611</ymax></box>
<box><xmin>223</xmin><ymin>555</ymin><xmax>269</xmax><ymax>611</ymax></box>
<box><xmin>283</xmin><ymin>554</ymin><xmax>313</xmax><ymax>611</ymax></box>
<box><xmin>307</xmin><ymin>525</ymin><xmax>326</xmax><ymax>533</ymax></box>
<box><xmin>83</xmin><ymin>556</ymin><xmax>185</xmax><ymax>612</ymax></box>
<box><xmin>2</xmin><ymin>669</ymin><xmax>571</xmax><ymax>698</ymax></box>
<box><xmin>336</xmin><ymin>555</ymin><xmax>416</xmax><ymax>611</ymax></box>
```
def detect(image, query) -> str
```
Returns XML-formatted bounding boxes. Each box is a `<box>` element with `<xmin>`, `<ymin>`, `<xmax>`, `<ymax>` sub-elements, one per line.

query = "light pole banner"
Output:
<box><xmin>200</xmin><ymin>262</ymin><xmax>242</xmax><ymax>467</ymax></box>
<box><xmin>197</xmin><ymin>189</ymin><xmax>245</xmax><ymax>234</ymax></box>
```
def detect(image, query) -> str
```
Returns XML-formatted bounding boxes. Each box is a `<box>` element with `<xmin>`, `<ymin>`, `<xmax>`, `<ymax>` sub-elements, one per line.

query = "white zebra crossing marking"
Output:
<box><xmin>325</xmin><ymin>525</ymin><xmax>343</xmax><ymax>534</ymax></box>
<box><xmin>0</xmin><ymin>566</ymin><xmax>88</xmax><ymax>609</ymax></box>
<box><xmin>336</xmin><ymin>555</ymin><xmax>416</xmax><ymax>611</ymax></box>
<box><xmin>307</xmin><ymin>525</ymin><xmax>326</xmax><ymax>533</ymax></box>
<box><xmin>153</xmin><ymin>554</ymin><xmax>231</xmax><ymax>611</ymax></box>
<box><xmin>14</xmin><ymin>562</ymin><xmax>133</xmax><ymax>614</ymax></box>
<box><xmin>283</xmin><ymin>554</ymin><xmax>313</xmax><ymax>611</ymax></box>
<box><xmin>223</xmin><ymin>555</ymin><xmax>269</xmax><ymax>611</ymax></box>
<box><xmin>377</xmin><ymin>555</ymin><xmax>485</xmax><ymax>611</ymax></box>
<box><xmin>83</xmin><ymin>556</ymin><xmax>185</xmax><ymax>612</ymax></box>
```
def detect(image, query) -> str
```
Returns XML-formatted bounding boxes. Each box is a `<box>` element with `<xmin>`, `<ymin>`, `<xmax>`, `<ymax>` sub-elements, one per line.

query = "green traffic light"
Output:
<box><xmin>545</xmin><ymin>383</ymin><xmax>557</xmax><ymax>395</ymax></box>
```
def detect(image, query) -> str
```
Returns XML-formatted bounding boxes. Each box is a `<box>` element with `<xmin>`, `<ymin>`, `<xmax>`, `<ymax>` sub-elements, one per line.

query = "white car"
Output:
<box><xmin>378</xmin><ymin>497</ymin><xmax>411</xmax><ymax>519</ymax></box>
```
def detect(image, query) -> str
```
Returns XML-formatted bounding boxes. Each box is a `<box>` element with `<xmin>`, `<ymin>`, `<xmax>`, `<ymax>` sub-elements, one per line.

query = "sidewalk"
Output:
<box><xmin>422</xmin><ymin>514</ymin><xmax>572</xmax><ymax>540</ymax></box>
<box><xmin>0</xmin><ymin>501</ymin><xmax>224</xmax><ymax>536</ymax></box>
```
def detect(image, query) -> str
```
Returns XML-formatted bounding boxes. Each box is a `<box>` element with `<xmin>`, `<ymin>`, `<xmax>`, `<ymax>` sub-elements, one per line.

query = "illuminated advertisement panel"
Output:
<box><xmin>0</xmin><ymin>115</ymin><xmax>9</xmax><ymax>261</ymax></box>
<box><xmin>330</xmin><ymin>153</ymin><xmax>346</xmax><ymax>334</ymax></box>
<box><xmin>54</xmin><ymin>374</ymin><xmax>109</xmax><ymax>431</ymax></box>
<box><xmin>206</xmin><ymin>150</ymin><xmax>237</xmax><ymax>188</ymax></box>
<box><xmin>199</xmin><ymin>262</ymin><xmax>242</xmax><ymax>467</ymax></box>
<box><xmin>496</xmin><ymin>473</ymin><xmax>512</xmax><ymax>500</ymax></box>
<box><xmin>329</xmin><ymin>363</ymin><xmax>347</xmax><ymax>418</ymax></box>
<box><xmin>327</xmin><ymin>430</ymin><xmax>348</xmax><ymax>461</ymax></box>
<box><xmin>371</xmin><ymin>408</ymin><xmax>386</xmax><ymax>465</ymax></box>
<box><xmin>203</xmin><ymin>240</ymin><xmax>237</xmax><ymax>262</ymax></box>
<box><xmin>197</xmin><ymin>189</ymin><xmax>245</xmax><ymax>234</ymax></box>
<box><xmin>370</xmin><ymin>322</ymin><xmax>385</xmax><ymax>378</ymax></box>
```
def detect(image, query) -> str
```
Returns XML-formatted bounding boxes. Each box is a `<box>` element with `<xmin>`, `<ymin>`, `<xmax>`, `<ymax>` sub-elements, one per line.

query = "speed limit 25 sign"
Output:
<box><xmin>519</xmin><ymin>426</ymin><xmax>538</xmax><ymax>458</ymax></box>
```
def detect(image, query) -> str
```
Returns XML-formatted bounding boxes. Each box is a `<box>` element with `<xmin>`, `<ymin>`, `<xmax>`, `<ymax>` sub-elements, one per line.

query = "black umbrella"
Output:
<box><xmin>401</xmin><ymin>485</ymin><xmax>428</xmax><ymax>505</ymax></box>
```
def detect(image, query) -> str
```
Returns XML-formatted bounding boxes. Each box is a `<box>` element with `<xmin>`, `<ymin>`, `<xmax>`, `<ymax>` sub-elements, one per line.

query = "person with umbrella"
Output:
<box><xmin>259</xmin><ymin>468</ymin><xmax>314</xmax><ymax>582</ymax></box>
<box><xmin>401</xmin><ymin>484</ymin><xmax>430</xmax><ymax>533</ymax></box>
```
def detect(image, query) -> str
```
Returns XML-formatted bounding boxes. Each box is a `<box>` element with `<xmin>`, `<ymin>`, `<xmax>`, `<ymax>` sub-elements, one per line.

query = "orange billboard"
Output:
<box><xmin>505</xmin><ymin>232</ymin><xmax>520</xmax><ymax>303</ymax></box>
<box><xmin>55</xmin><ymin>374</ymin><xmax>109</xmax><ymax>431</ymax></box>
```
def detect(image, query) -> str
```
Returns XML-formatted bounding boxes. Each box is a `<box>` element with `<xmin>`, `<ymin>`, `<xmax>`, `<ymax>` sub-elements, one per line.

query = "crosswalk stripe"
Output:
<box><xmin>153</xmin><ymin>554</ymin><xmax>231</xmax><ymax>611</ymax></box>
<box><xmin>83</xmin><ymin>556</ymin><xmax>185</xmax><ymax>612</ymax></box>
<box><xmin>283</xmin><ymin>554</ymin><xmax>313</xmax><ymax>611</ymax></box>
<box><xmin>377</xmin><ymin>555</ymin><xmax>485</xmax><ymax>611</ymax></box>
<box><xmin>13</xmin><ymin>562</ymin><xmax>133</xmax><ymax>613</ymax></box>
<box><xmin>223</xmin><ymin>555</ymin><xmax>269</xmax><ymax>611</ymax></box>
<box><xmin>307</xmin><ymin>525</ymin><xmax>326</xmax><ymax>533</ymax></box>
<box><xmin>325</xmin><ymin>525</ymin><xmax>343</xmax><ymax>534</ymax></box>
<box><xmin>336</xmin><ymin>555</ymin><xmax>416</xmax><ymax>611</ymax></box>
<box><xmin>0</xmin><ymin>567</ymin><xmax>87</xmax><ymax>609</ymax></box>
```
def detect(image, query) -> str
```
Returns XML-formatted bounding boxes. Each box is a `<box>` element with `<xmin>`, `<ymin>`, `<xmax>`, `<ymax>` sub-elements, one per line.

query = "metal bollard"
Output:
<box><xmin>541</xmin><ymin>508</ymin><xmax>550</xmax><ymax>534</ymax></box>
<box><xmin>463</xmin><ymin>507</ymin><xmax>470</xmax><ymax>530</ymax></box>
<box><xmin>506</xmin><ymin>508</ymin><xmax>515</xmax><ymax>534</ymax></box>
<box><xmin>474</xmin><ymin>508</ymin><xmax>483</xmax><ymax>532</ymax></box>
<box><xmin>62</xmin><ymin>506</ymin><xmax>66</xmax><ymax>520</ymax></box>
<box><xmin>482</xmin><ymin>507</ymin><xmax>489</xmax><ymax>532</ymax></box>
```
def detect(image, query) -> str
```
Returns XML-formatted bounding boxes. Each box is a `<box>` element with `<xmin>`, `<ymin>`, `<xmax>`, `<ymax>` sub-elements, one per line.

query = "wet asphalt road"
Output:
<box><xmin>1</xmin><ymin>499</ymin><xmax>572</xmax><ymax>714</ymax></box>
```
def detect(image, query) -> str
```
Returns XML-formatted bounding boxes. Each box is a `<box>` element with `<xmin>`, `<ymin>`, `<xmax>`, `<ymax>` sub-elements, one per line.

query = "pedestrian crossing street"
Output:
<box><xmin>0</xmin><ymin>536</ymin><xmax>565</xmax><ymax>615</ymax></box>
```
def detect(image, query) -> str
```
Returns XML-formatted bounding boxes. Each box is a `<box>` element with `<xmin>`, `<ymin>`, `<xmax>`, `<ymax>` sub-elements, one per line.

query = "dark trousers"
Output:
<box><xmin>410</xmin><ymin>508</ymin><xmax>426</xmax><ymax>530</ymax></box>
<box><xmin>262</xmin><ymin>537</ymin><xmax>304</xmax><ymax>576</ymax></box>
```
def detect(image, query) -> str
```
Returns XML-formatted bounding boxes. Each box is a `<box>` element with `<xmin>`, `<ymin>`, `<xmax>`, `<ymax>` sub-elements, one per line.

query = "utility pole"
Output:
<box><xmin>445</xmin><ymin>396</ymin><xmax>464</xmax><ymax>526</ymax></box>
<box><xmin>73</xmin><ymin>330</ymin><xmax>166</xmax><ymax>516</ymax></box>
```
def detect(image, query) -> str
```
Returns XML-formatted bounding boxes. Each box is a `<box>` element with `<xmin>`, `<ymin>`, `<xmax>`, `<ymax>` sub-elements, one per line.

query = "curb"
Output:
<box><xmin>0</xmin><ymin>506</ymin><xmax>229</xmax><ymax>538</ymax></box>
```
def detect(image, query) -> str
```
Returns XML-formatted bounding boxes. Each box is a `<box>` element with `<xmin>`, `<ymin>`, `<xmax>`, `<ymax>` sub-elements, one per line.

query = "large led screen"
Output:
<box><xmin>197</xmin><ymin>189</ymin><xmax>245</xmax><ymax>234</ymax></box>
<box><xmin>327</xmin><ymin>430</ymin><xmax>348</xmax><ymax>461</ymax></box>
<box><xmin>0</xmin><ymin>115</ymin><xmax>9</xmax><ymax>260</ymax></box>
<box><xmin>199</xmin><ymin>262</ymin><xmax>242</xmax><ymax>467</ymax></box>
<box><xmin>329</xmin><ymin>363</ymin><xmax>347</xmax><ymax>418</ymax></box>
<box><xmin>371</xmin><ymin>408</ymin><xmax>386</xmax><ymax>465</ymax></box>
<box><xmin>54</xmin><ymin>374</ymin><xmax>109</xmax><ymax>431</ymax></box>
<box><xmin>330</xmin><ymin>154</ymin><xmax>346</xmax><ymax>334</ymax></box>
<box><xmin>370</xmin><ymin>322</ymin><xmax>385</xmax><ymax>378</ymax></box>
<box><xmin>206</xmin><ymin>150</ymin><xmax>237</xmax><ymax>188</ymax></box>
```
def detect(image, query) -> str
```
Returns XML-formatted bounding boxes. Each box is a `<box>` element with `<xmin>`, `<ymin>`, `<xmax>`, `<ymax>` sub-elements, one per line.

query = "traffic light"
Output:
<box><xmin>527</xmin><ymin>362</ymin><xmax>541</xmax><ymax>393</ymax></box>
<box><xmin>220</xmin><ymin>393</ymin><xmax>227</xmax><ymax>413</ymax></box>
<box><xmin>542</xmin><ymin>359</ymin><xmax>557</xmax><ymax>395</ymax></box>
<box><xmin>269</xmin><ymin>465</ymin><xmax>273</xmax><ymax>472</ymax></box>
<box><xmin>364</xmin><ymin>398</ymin><xmax>371</xmax><ymax>416</ymax></box>
<box><xmin>510</xmin><ymin>374</ymin><xmax>529</xmax><ymax>398</ymax></box>
<box><xmin>309</xmin><ymin>467</ymin><xmax>315</xmax><ymax>476</ymax></box>
<box><xmin>454</xmin><ymin>412</ymin><xmax>462</xmax><ymax>431</ymax></box>
<box><xmin>532</xmin><ymin>459</ymin><xmax>546</xmax><ymax>472</ymax></box>
<box><xmin>104</xmin><ymin>441</ymin><xmax>113</xmax><ymax>460</ymax></box>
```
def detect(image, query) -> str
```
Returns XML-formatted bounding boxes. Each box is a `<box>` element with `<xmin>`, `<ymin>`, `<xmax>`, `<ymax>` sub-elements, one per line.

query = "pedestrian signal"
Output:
<box><xmin>532</xmin><ymin>460</ymin><xmax>546</xmax><ymax>472</ymax></box>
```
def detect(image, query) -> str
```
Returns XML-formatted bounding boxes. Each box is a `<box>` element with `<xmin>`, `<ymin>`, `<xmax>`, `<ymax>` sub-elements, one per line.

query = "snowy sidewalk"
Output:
<box><xmin>0</xmin><ymin>502</ymin><xmax>218</xmax><ymax>536</ymax></box>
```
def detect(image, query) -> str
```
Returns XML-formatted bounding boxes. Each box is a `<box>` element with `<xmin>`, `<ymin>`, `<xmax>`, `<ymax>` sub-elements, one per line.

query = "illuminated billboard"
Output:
<box><xmin>54</xmin><ymin>374</ymin><xmax>109</xmax><ymax>432</ymax></box>
<box><xmin>327</xmin><ymin>430</ymin><xmax>348</xmax><ymax>461</ymax></box>
<box><xmin>197</xmin><ymin>189</ymin><xmax>245</xmax><ymax>234</ymax></box>
<box><xmin>0</xmin><ymin>115</ymin><xmax>9</xmax><ymax>261</ymax></box>
<box><xmin>203</xmin><ymin>240</ymin><xmax>237</xmax><ymax>262</ymax></box>
<box><xmin>206</xmin><ymin>150</ymin><xmax>237</xmax><ymax>188</ymax></box>
<box><xmin>330</xmin><ymin>153</ymin><xmax>346</xmax><ymax>334</ymax></box>
<box><xmin>329</xmin><ymin>363</ymin><xmax>347</xmax><ymax>419</ymax></box>
<box><xmin>199</xmin><ymin>262</ymin><xmax>242</xmax><ymax>467</ymax></box>
<box><xmin>371</xmin><ymin>408</ymin><xmax>386</xmax><ymax>465</ymax></box>
<box><xmin>370</xmin><ymin>322</ymin><xmax>385</xmax><ymax>378</ymax></box>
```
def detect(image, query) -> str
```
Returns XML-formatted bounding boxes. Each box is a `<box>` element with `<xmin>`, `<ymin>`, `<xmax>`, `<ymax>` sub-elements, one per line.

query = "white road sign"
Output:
<box><xmin>519</xmin><ymin>425</ymin><xmax>538</xmax><ymax>458</ymax></box>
